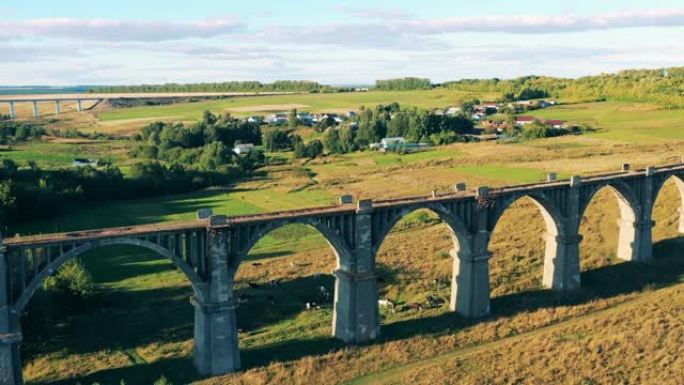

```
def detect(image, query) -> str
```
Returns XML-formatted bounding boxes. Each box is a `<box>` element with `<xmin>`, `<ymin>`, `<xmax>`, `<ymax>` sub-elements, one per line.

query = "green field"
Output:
<box><xmin>529</xmin><ymin>101</ymin><xmax>684</xmax><ymax>142</ymax></box>
<box><xmin>97</xmin><ymin>89</ymin><xmax>498</xmax><ymax>122</ymax></box>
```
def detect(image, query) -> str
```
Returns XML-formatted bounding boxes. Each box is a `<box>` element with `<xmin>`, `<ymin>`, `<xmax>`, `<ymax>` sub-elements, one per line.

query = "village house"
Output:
<box><xmin>545</xmin><ymin>119</ymin><xmax>567</xmax><ymax>129</ymax></box>
<box><xmin>515</xmin><ymin>115</ymin><xmax>536</xmax><ymax>126</ymax></box>
<box><xmin>446</xmin><ymin>106</ymin><xmax>462</xmax><ymax>116</ymax></box>
<box><xmin>247</xmin><ymin>116</ymin><xmax>264</xmax><ymax>124</ymax></box>
<box><xmin>233</xmin><ymin>143</ymin><xmax>255</xmax><ymax>155</ymax></box>
<box><xmin>73</xmin><ymin>158</ymin><xmax>97</xmax><ymax>167</ymax></box>
<box><xmin>265</xmin><ymin>113</ymin><xmax>288</xmax><ymax>125</ymax></box>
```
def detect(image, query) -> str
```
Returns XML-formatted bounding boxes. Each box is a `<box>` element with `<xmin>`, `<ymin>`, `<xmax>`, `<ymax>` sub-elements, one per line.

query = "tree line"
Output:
<box><xmin>90</xmin><ymin>80</ymin><xmax>336</xmax><ymax>94</ymax></box>
<box><xmin>442</xmin><ymin>67</ymin><xmax>684</xmax><ymax>108</ymax></box>
<box><xmin>375</xmin><ymin>77</ymin><xmax>433</xmax><ymax>91</ymax></box>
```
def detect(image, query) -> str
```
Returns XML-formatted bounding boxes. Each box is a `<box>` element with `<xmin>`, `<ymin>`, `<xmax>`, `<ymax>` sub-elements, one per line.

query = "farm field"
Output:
<box><xmin>8</xmin><ymin>93</ymin><xmax>684</xmax><ymax>385</ymax></box>
<box><xmin>91</xmin><ymin>89</ymin><xmax>498</xmax><ymax>131</ymax></box>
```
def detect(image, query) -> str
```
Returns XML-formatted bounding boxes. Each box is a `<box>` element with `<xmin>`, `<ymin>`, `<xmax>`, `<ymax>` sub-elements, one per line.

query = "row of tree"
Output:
<box><xmin>442</xmin><ymin>67</ymin><xmax>684</xmax><ymax>108</ymax></box>
<box><xmin>90</xmin><ymin>80</ymin><xmax>334</xmax><ymax>94</ymax></box>
<box><xmin>0</xmin><ymin>159</ymin><xmax>236</xmax><ymax>230</ymax></box>
<box><xmin>375</xmin><ymin>77</ymin><xmax>432</xmax><ymax>91</ymax></box>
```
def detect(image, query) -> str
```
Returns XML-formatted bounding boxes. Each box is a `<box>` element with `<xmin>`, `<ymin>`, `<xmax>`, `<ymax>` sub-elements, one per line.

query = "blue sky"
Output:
<box><xmin>1</xmin><ymin>0</ymin><xmax>683</xmax><ymax>85</ymax></box>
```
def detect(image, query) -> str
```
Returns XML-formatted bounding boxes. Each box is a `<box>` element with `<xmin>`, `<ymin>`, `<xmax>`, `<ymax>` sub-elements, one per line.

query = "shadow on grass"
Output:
<box><xmin>24</xmin><ymin>237</ymin><xmax>684</xmax><ymax>385</ymax></box>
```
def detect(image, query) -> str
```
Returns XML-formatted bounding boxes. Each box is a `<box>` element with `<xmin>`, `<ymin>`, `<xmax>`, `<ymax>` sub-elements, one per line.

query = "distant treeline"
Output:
<box><xmin>0</xmin><ymin>160</ymin><xmax>236</xmax><ymax>230</ymax></box>
<box><xmin>442</xmin><ymin>67</ymin><xmax>684</xmax><ymax>107</ymax></box>
<box><xmin>89</xmin><ymin>80</ymin><xmax>335</xmax><ymax>94</ymax></box>
<box><xmin>375</xmin><ymin>77</ymin><xmax>433</xmax><ymax>91</ymax></box>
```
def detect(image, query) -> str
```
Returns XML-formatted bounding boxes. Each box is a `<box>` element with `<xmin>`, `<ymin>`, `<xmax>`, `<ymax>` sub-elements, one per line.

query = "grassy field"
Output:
<box><xmin>529</xmin><ymin>101</ymin><xmax>684</xmax><ymax>142</ymax></box>
<box><xmin>96</xmin><ymin>90</ymin><xmax>498</xmax><ymax>122</ymax></box>
<box><xmin>12</xmin><ymin>95</ymin><xmax>684</xmax><ymax>384</ymax></box>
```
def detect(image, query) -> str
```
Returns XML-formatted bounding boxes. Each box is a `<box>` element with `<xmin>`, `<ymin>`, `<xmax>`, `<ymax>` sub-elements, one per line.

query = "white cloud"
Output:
<box><xmin>0</xmin><ymin>17</ymin><xmax>244</xmax><ymax>42</ymax></box>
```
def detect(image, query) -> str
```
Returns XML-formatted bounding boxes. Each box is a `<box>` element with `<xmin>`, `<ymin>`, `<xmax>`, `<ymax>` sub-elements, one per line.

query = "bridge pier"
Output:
<box><xmin>0</xmin><ymin>241</ymin><xmax>23</xmax><ymax>385</ymax></box>
<box><xmin>55</xmin><ymin>101</ymin><xmax>61</xmax><ymax>115</ymax></box>
<box><xmin>450</xmin><ymin>230</ymin><xmax>491</xmax><ymax>318</ymax></box>
<box><xmin>76</xmin><ymin>99</ymin><xmax>83</xmax><ymax>112</ymax></box>
<box><xmin>8</xmin><ymin>102</ymin><xmax>15</xmax><ymax>119</ymax></box>
<box><xmin>333</xmin><ymin>199</ymin><xmax>379</xmax><ymax>343</ymax></box>
<box><xmin>193</xmin><ymin>229</ymin><xmax>240</xmax><ymax>375</ymax></box>
<box><xmin>31</xmin><ymin>101</ymin><xmax>38</xmax><ymax>118</ymax></box>
<box><xmin>542</xmin><ymin>233</ymin><xmax>581</xmax><ymax>290</ymax></box>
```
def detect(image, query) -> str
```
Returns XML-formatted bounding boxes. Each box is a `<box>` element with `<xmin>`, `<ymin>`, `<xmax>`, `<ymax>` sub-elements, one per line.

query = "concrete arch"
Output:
<box><xmin>489</xmin><ymin>193</ymin><xmax>569</xmax><ymax>290</ymax></box>
<box><xmin>234</xmin><ymin>218</ymin><xmax>352</xmax><ymax>271</ymax></box>
<box><xmin>15</xmin><ymin>237</ymin><xmax>206</xmax><ymax>312</ymax></box>
<box><xmin>579</xmin><ymin>182</ymin><xmax>640</xmax><ymax>262</ymax></box>
<box><xmin>653</xmin><ymin>174</ymin><xmax>684</xmax><ymax>233</ymax></box>
<box><xmin>373</xmin><ymin>204</ymin><xmax>471</xmax><ymax>257</ymax></box>
<box><xmin>491</xmin><ymin>193</ymin><xmax>564</xmax><ymax>236</ymax></box>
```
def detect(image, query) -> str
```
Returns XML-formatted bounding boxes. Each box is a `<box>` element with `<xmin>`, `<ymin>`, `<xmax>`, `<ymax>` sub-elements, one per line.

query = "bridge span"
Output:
<box><xmin>0</xmin><ymin>91</ymin><xmax>295</xmax><ymax>119</ymax></box>
<box><xmin>1</xmin><ymin>162</ymin><xmax>684</xmax><ymax>383</ymax></box>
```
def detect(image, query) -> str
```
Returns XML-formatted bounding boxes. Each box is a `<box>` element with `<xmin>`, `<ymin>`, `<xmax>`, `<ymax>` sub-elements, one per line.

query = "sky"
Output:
<box><xmin>1</xmin><ymin>0</ymin><xmax>683</xmax><ymax>85</ymax></box>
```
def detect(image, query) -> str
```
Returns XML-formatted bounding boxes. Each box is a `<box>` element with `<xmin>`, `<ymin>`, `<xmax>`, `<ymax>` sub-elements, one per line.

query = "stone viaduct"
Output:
<box><xmin>1</xmin><ymin>162</ymin><xmax>684</xmax><ymax>384</ymax></box>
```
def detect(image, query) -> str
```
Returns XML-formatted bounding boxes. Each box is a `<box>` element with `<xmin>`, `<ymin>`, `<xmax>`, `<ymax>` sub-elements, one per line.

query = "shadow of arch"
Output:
<box><xmin>579</xmin><ymin>183</ymin><xmax>639</xmax><ymax>263</ymax></box>
<box><xmin>13</xmin><ymin>237</ymin><xmax>205</xmax><ymax>313</ymax></box>
<box><xmin>489</xmin><ymin>193</ymin><xmax>563</xmax><ymax>293</ymax></box>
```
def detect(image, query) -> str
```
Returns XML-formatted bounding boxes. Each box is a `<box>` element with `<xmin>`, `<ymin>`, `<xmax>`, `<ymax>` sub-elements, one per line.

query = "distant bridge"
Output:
<box><xmin>0</xmin><ymin>92</ymin><xmax>295</xmax><ymax>119</ymax></box>
<box><xmin>1</xmin><ymin>161</ymin><xmax>684</xmax><ymax>384</ymax></box>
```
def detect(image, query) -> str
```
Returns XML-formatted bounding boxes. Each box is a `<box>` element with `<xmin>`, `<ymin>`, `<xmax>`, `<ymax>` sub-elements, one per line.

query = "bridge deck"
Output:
<box><xmin>0</xmin><ymin>91</ymin><xmax>296</xmax><ymax>103</ymax></box>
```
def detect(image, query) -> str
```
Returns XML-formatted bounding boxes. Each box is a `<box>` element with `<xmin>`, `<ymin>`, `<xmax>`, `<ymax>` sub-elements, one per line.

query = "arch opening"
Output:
<box><xmin>20</xmin><ymin>243</ymin><xmax>198</xmax><ymax>384</ymax></box>
<box><xmin>234</xmin><ymin>222</ymin><xmax>342</xmax><ymax>349</ymax></box>
<box><xmin>489</xmin><ymin>195</ymin><xmax>561</xmax><ymax>296</ymax></box>
<box><xmin>653</xmin><ymin>176</ymin><xmax>684</xmax><ymax>241</ymax></box>
<box><xmin>374</xmin><ymin>208</ymin><xmax>462</xmax><ymax>324</ymax></box>
<box><xmin>579</xmin><ymin>185</ymin><xmax>638</xmax><ymax>269</ymax></box>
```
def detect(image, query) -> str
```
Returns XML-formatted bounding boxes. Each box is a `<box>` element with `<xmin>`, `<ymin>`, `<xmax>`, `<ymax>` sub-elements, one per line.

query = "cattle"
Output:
<box><xmin>306</xmin><ymin>302</ymin><xmax>321</xmax><ymax>310</ymax></box>
<box><xmin>378</xmin><ymin>298</ymin><xmax>396</xmax><ymax>308</ymax></box>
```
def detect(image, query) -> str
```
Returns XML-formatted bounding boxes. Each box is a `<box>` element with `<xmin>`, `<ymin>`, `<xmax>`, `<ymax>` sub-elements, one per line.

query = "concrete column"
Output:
<box><xmin>333</xmin><ymin>199</ymin><xmax>379</xmax><ymax>343</ymax></box>
<box><xmin>192</xmin><ymin>228</ymin><xmax>240</xmax><ymax>375</ymax></box>
<box><xmin>76</xmin><ymin>99</ymin><xmax>83</xmax><ymax>112</ymax></box>
<box><xmin>8</xmin><ymin>103</ymin><xmax>15</xmax><ymax>120</ymax></box>
<box><xmin>0</xmin><ymin>239</ymin><xmax>23</xmax><ymax>385</ymax></box>
<box><xmin>617</xmin><ymin>171</ymin><xmax>655</xmax><ymax>262</ymax></box>
<box><xmin>55</xmin><ymin>101</ymin><xmax>61</xmax><ymax>115</ymax></box>
<box><xmin>672</xmin><ymin>178</ymin><xmax>684</xmax><ymax>233</ymax></box>
<box><xmin>450</xmin><ymin>230</ymin><xmax>491</xmax><ymax>317</ymax></box>
<box><xmin>31</xmin><ymin>101</ymin><xmax>39</xmax><ymax>118</ymax></box>
<box><xmin>542</xmin><ymin>233</ymin><xmax>581</xmax><ymax>290</ymax></box>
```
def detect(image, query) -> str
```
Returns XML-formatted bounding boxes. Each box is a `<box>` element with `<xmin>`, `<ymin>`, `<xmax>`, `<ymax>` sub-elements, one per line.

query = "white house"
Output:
<box><xmin>545</xmin><ymin>120</ymin><xmax>566</xmax><ymax>129</ymax></box>
<box><xmin>379</xmin><ymin>137</ymin><xmax>406</xmax><ymax>150</ymax></box>
<box><xmin>73</xmin><ymin>158</ymin><xmax>97</xmax><ymax>167</ymax></box>
<box><xmin>247</xmin><ymin>116</ymin><xmax>263</xmax><ymax>124</ymax></box>
<box><xmin>266</xmin><ymin>113</ymin><xmax>288</xmax><ymax>125</ymax></box>
<box><xmin>233</xmin><ymin>143</ymin><xmax>255</xmax><ymax>155</ymax></box>
<box><xmin>446</xmin><ymin>106</ymin><xmax>462</xmax><ymax>116</ymax></box>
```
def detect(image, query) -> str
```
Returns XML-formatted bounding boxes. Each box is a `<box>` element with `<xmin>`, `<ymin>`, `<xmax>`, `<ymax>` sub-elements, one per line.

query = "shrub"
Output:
<box><xmin>43</xmin><ymin>259</ymin><xmax>95</xmax><ymax>299</ymax></box>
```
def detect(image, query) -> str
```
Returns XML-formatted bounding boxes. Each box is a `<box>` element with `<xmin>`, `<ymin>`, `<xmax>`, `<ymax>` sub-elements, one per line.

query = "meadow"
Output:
<box><xmin>9</xmin><ymin>92</ymin><xmax>684</xmax><ymax>384</ymax></box>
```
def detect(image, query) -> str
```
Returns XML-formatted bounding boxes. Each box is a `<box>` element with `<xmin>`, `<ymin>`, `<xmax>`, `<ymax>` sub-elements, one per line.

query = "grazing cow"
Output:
<box><xmin>248</xmin><ymin>282</ymin><xmax>260</xmax><ymax>289</ymax></box>
<box><xmin>306</xmin><ymin>302</ymin><xmax>321</xmax><ymax>310</ymax></box>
